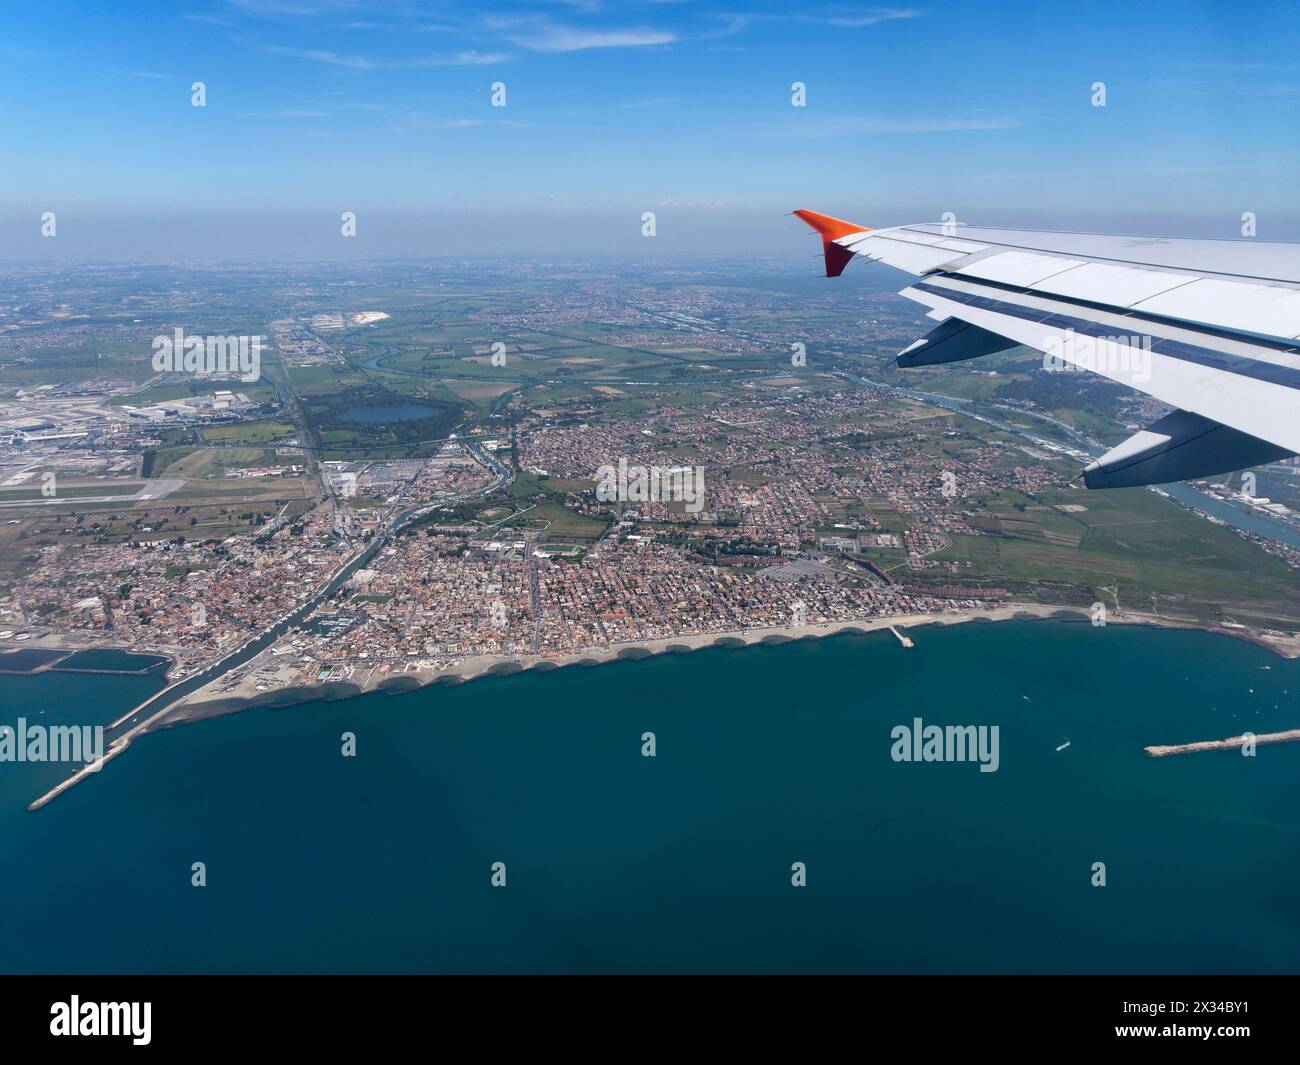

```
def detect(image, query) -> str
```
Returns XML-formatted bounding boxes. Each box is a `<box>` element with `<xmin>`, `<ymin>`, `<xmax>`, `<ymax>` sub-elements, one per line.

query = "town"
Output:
<box><xmin>3</xmin><ymin>257</ymin><xmax>1300</xmax><ymax>720</ymax></box>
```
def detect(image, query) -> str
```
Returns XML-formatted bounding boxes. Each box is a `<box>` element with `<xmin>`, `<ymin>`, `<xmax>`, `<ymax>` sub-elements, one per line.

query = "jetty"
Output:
<box><xmin>889</xmin><ymin>625</ymin><xmax>915</xmax><ymax>648</ymax></box>
<box><xmin>1145</xmin><ymin>728</ymin><xmax>1300</xmax><ymax>757</ymax></box>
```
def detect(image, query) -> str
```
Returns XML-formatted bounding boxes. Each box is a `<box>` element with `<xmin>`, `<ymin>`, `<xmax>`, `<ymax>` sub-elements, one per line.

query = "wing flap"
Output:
<box><xmin>900</xmin><ymin>279</ymin><xmax>1300</xmax><ymax>456</ymax></box>
<box><xmin>1083</xmin><ymin>410</ymin><xmax>1295</xmax><ymax>489</ymax></box>
<box><xmin>1132</xmin><ymin>277</ymin><xmax>1300</xmax><ymax>341</ymax></box>
<box><xmin>896</xmin><ymin>318</ymin><xmax>1019</xmax><ymax>367</ymax></box>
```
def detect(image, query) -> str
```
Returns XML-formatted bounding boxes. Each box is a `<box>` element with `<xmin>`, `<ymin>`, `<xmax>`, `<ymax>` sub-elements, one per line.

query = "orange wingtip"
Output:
<box><xmin>793</xmin><ymin>209</ymin><xmax>870</xmax><ymax>276</ymax></box>
<box><xmin>792</xmin><ymin>209</ymin><xmax>870</xmax><ymax>241</ymax></box>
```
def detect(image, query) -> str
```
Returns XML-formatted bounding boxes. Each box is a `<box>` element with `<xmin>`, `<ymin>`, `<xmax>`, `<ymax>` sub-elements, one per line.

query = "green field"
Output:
<box><xmin>200</xmin><ymin>421</ymin><xmax>297</xmax><ymax>446</ymax></box>
<box><xmin>933</xmin><ymin>486</ymin><xmax>1300</xmax><ymax>622</ymax></box>
<box><xmin>153</xmin><ymin>447</ymin><xmax>272</xmax><ymax>478</ymax></box>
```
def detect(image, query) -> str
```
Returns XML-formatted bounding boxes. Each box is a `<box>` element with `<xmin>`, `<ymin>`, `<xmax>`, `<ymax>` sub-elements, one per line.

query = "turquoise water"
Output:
<box><xmin>1</xmin><ymin>619</ymin><xmax>1299</xmax><ymax>973</ymax></box>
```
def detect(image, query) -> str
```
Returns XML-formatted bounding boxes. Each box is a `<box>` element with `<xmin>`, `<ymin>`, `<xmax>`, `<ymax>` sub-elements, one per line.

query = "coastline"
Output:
<box><xmin>7</xmin><ymin>602</ymin><xmax>1299</xmax><ymax>736</ymax></box>
<box><xmin>19</xmin><ymin>601</ymin><xmax>1300</xmax><ymax>813</ymax></box>
<box><xmin>153</xmin><ymin>602</ymin><xmax>1300</xmax><ymax>730</ymax></box>
<box><xmin>12</xmin><ymin>599</ymin><xmax>1300</xmax><ymax>972</ymax></box>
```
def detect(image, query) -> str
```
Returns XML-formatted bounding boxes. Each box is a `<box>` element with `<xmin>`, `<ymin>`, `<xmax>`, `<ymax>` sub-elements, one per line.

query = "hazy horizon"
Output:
<box><xmin>5</xmin><ymin>0</ymin><xmax>1300</xmax><ymax>260</ymax></box>
<box><xmin>5</xmin><ymin>206</ymin><xmax>1300</xmax><ymax>263</ymax></box>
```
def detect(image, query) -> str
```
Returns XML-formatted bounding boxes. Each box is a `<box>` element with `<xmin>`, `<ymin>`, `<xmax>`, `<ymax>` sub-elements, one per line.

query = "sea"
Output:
<box><xmin>1</xmin><ymin>618</ymin><xmax>1298</xmax><ymax>974</ymax></box>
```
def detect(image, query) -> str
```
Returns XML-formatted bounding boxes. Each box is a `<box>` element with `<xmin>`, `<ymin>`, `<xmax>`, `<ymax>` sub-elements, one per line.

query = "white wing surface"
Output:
<box><xmin>794</xmin><ymin>210</ymin><xmax>1300</xmax><ymax>488</ymax></box>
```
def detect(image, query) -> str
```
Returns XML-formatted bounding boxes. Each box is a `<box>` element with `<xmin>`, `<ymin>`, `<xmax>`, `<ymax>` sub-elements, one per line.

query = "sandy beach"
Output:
<box><xmin>156</xmin><ymin>602</ymin><xmax>1300</xmax><ymax>729</ymax></box>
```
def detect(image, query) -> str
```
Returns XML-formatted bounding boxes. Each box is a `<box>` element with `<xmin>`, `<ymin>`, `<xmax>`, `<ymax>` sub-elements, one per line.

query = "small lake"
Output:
<box><xmin>342</xmin><ymin>404</ymin><xmax>441</xmax><ymax>424</ymax></box>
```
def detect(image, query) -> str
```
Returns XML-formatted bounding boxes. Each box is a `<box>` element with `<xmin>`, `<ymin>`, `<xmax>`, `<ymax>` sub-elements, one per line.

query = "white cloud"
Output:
<box><xmin>507</xmin><ymin>25</ymin><xmax>675</xmax><ymax>52</ymax></box>
<box><xmin>808</xmin><ymin>7</ymin><xmax>924</xmax><ymax>28</ymax></box>
<box><xmin>223</xmin><ymin>0</ymin><xmax>363</xmax><ymax>18</ymax></box>
<box><xmin>106</xmin><ymin>69</ymin><xmax>174</xmax><ymax>80</ymax></box>
<box><xmin>763</xmin><ymin>115</ymin><xmax>1022</xmax><ymax>136</ymax></box>
<box><xmin>239</xmin><ymin>108</ymin><xmax>329</xmax><ymax>118</ymax></box>
<box><xmin>264</xmin><ymin>46</ymin><xmax>510</xmax><ymax>69</ymax></box>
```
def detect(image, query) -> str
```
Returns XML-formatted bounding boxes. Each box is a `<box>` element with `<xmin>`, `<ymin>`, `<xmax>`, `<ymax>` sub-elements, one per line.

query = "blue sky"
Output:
<box><xmin>4</xmin><ymin>1</ymin><xmax>1300</xmax><ymax>256</ymax></box>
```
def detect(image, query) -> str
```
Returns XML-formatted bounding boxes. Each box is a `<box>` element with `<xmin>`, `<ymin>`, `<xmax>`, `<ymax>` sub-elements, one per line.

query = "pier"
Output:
<box><xmin>1144</xmin><ymin>728</ymin><xmax>1300</xmax><ymax>757</ymax></box>
<box><xmin>889</xmin><ymin>625</ymin><xmax>915</xmax><ymax>648</ymax></box>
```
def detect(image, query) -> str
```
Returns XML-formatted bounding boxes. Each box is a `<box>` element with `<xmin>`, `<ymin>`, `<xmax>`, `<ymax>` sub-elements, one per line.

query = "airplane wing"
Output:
<box><xmin>794</xmin><ymin>209</ymin><xmax>1300</xmax><ymax>488</ymax></box>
